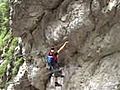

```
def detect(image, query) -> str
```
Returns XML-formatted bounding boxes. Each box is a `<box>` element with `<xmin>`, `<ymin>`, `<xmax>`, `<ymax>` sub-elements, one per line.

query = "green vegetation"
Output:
<box><xmin>12</xmin><ymin>58</ymin><xmax>24</xmax><ymax>76</ymax></box>
<box><xmin>0</xmin><ymin>0</ymin><xmax>24</xmax><ymax>88</ymax></box>
<box><xmin>0</xmin><ymin>0</ymin><xmax>9</xmax><ymax>78</ymax></box>
<box><xmin>0</xmin><ymin>60</ymin><xmax>7</xmax><ymax>77</ymax></box>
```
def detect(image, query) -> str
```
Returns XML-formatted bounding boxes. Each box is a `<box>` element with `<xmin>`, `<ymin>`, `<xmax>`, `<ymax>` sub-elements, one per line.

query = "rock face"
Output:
<box><xmin>10</xmin><ymin>0</ymin><xmax>120</xmax><ymax>90</ymax></box>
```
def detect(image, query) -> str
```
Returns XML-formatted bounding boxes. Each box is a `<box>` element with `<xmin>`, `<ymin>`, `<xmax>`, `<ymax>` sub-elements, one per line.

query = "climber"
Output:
<box><xmin>47</xmin><ymin>41</ymin><xmax>68</xmax><ymax>86</ymax></box>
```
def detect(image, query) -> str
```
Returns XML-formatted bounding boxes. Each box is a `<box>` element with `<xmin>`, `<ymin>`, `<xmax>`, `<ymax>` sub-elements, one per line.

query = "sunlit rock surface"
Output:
<box><xmin>9</xmin><ymin>0</ymin><xmax>120</xmax><ymax>90</ymax></box>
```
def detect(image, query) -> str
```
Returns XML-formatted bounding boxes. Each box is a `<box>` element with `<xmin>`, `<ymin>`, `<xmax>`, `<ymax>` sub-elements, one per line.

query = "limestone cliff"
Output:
<box><xmin>9</xmin><ymin>0</ymin><xmax>120</xmax><ymax>90</ymax></box>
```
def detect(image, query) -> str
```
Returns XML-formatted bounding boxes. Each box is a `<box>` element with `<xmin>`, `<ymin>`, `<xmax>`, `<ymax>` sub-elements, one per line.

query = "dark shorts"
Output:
<box><xmin>48</xmin><ymin>61</ymin><xmax>60</xmax><ymax>77</ymax></box>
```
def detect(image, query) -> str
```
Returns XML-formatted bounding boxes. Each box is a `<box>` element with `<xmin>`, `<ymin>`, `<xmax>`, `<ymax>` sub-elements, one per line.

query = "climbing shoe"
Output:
<box><xmin>55</xmin><ymin>82</ymin><xmax>62</xmax><ymax>87</ymax></box>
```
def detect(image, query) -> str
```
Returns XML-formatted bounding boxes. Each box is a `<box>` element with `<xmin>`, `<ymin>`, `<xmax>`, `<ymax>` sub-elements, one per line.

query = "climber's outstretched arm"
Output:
<box><xmin>57</xmin><ymin>41</ymin><xmax>68</xmax><ymax>53</ymax></box>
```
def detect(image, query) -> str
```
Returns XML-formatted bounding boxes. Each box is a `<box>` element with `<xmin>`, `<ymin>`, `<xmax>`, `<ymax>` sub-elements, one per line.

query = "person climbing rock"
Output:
<box><xmin>47</xmin><ymin>41</ymin><xmax>68</xmax><ymax>86</ymax></box>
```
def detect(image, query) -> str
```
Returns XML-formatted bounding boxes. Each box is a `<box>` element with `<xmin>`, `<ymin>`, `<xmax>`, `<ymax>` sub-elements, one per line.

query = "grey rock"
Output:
<box><xmin>9</xmin><ymin>0</ymin><xmax>120</xmax><ymax>90</ymax></box>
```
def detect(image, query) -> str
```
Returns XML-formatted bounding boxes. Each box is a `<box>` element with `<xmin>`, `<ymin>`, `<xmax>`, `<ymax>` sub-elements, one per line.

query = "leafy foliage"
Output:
<box><xmin>0</xmin><ymin>0</ymin><xmax>9</xmax><ymax>48</ymax></box>
<box><xmin>0</xmin><ymin>0</ymin><xmax>24</xmax><ymax>82</ymax></box>
<box><xmin>12</xmin><ymin>58</ymin><xmax>24</xmax><ymax>76</ymax></box>
<box><xmin>0</xmin><ymin>0</ymin><xmax>25</xmax><ymax>89</ymax></box>
<box><xmin>0</xmin><ymin>0</ymin><xmax>9</xmax><ymax>77</ymax></box>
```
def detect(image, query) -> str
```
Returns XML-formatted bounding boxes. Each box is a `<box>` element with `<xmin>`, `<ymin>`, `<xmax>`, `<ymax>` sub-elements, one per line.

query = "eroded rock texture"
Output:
<box><xmin>10</xmin><ymin>0</ymin><xmax>120</xmax><ymax>90</ymax></box>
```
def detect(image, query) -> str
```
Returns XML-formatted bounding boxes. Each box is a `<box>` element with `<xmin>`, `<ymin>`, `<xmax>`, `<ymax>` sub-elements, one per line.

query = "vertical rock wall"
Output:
<box><xmin>10</xmin><ymin>0</ymin><xmax>120</xmax><ymax>90</ymax></box>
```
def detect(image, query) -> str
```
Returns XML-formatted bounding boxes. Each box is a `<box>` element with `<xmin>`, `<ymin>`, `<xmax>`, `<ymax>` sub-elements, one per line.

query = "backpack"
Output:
<box><xmin>47</xmin><ymin>55</ymin><xmax>54</xmax><ymax>63</ymax></box>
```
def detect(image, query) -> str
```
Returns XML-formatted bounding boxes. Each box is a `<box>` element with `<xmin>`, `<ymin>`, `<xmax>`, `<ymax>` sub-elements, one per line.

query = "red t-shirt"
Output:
<box><xmin>48</xmin><ymin>51</ymin><xmax>58</xmax><ymax>62</ymax></box>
